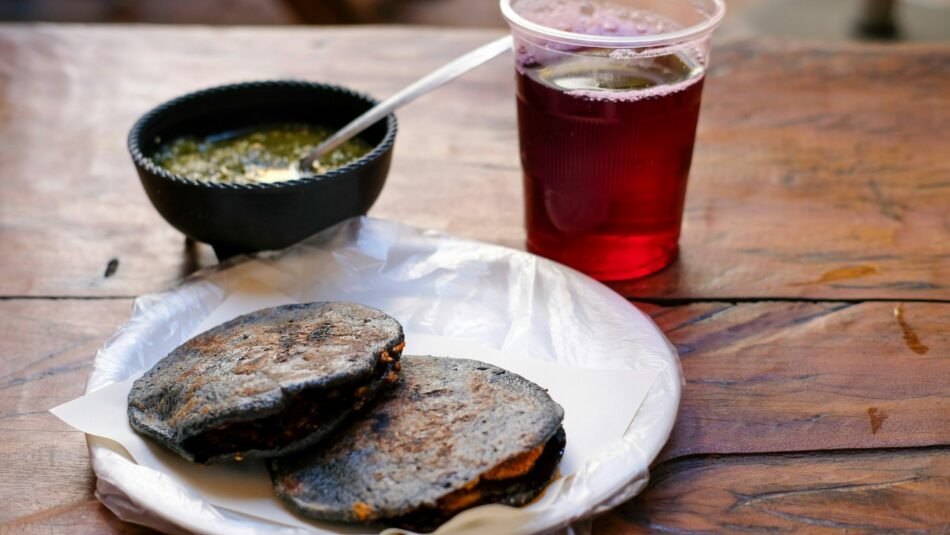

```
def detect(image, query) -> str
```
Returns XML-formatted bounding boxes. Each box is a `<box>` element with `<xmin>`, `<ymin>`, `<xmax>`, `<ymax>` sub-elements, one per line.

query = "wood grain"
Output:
<box><xmin>614</xmin><ymin>41</ymin><xmax>950</xmax><ymax>301</ymax></box>
<box><xmin>0</xmin><ymin>26</ymin><xmax>946</xmax><ymax>299</ymax></box>
<box><xmin>0</xmin><ymin>299</ymin><xmax>137</xmax><ymax>529</ymax></box>
<box><xmin>644</xmin><ymin>300</ymin><xmax>950</xmax><ymax>461</ymax></box>
<box><xmin>0</xmin><ymin>500</ymin><xmax>155</xmax><ymax>535</ymax></box>
<box><xmin>595</xmin><ymin>448</ymin><xmax>950</xmax><ymax>534</ymax></box>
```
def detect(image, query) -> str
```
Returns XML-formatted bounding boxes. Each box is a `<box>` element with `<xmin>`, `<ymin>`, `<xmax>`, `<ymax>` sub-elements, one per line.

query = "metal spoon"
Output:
<box><xmin>298</xmin><ymin>35</ymin><xmax>513</xmax><ymax>175</ymax></box>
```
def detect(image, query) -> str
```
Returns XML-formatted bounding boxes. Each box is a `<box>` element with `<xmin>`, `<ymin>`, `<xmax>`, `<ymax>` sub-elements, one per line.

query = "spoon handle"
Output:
<box><xmin>301</xmin><ymin>35</ymin><xmax>513</xmax><ymax>171</ymax></box>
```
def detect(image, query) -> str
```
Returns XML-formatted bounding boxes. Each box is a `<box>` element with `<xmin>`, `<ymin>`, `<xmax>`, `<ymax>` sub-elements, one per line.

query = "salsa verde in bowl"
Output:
<box><xmin>128</xmin><ymin>80</ymin><xmax>397</xmax><ymax>259</ymax></box>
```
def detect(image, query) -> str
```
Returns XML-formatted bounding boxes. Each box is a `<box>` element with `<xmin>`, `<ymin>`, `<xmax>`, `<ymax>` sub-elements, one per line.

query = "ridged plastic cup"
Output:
<box><xmin>502</xmin><ymin>0</ymin><xmax>725</xmax><ymax>281</ymax></box>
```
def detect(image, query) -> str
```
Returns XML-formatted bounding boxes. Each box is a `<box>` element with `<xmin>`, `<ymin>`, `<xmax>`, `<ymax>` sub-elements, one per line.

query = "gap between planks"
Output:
<box><xmin>653</xmin><ymin>444</ymin><xmax>950</xmax><ymax>468</ymax></box>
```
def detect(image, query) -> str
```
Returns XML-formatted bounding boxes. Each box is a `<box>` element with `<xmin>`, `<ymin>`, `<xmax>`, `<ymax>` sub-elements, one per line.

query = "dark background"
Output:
<box><xmin>1</xmin><ymin>0</ymin><xmax>949</xmax><ymax>42</ymax></box>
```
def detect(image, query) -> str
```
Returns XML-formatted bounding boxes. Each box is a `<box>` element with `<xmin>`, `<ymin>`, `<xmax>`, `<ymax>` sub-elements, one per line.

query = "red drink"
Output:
<box><xmin>516</xmin><ymin>53</ymin><xmax>705</xmax><ymax>280</ymax></box>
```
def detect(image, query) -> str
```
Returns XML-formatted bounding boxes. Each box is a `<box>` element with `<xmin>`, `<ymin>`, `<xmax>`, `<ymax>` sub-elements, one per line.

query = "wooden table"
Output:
<box><xmin>0</xmin><ymin>24</ymin><xmax>947</xmax><ymax>533</ymax></box>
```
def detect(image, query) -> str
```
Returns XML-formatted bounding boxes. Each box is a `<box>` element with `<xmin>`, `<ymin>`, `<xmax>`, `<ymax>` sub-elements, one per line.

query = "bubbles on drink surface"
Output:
<box><xmin>510</xmin><ymin>1</ymin><xmax>707</xmax><ymax>103</ymax></box>
<box><xmin>511</xmin><ymin>0</ymin><xmax>683</xmax><ymax>37</ymax></box>
<box><xmin>525</xmin><ymin>48</ymin><xmax>705</xmax><ymax>103</ymax></box>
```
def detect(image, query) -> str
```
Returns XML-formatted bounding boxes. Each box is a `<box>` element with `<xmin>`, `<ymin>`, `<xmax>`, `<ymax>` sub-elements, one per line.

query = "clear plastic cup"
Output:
<box><xmin>501</xmin><ymin>0</ymin><xmax>726</xmax><ymax>281</ymax></box>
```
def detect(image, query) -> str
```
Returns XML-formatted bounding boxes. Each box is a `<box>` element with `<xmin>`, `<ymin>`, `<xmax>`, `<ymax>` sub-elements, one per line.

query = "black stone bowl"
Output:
<box><xmin>128</xmin><ymin>80</ymin><xmax>397</xmax><ymax>259</ymax></box>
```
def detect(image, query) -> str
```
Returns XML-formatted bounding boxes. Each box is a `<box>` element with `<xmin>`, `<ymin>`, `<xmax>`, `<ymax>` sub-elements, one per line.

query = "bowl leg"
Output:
<box><xmin>211</xmin><ymin>243</ymin><xmax>258</xmax><ymax>261</ymax></box>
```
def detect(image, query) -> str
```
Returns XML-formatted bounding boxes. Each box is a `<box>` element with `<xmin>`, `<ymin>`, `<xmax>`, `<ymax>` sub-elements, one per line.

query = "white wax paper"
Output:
<box><xmin>64</xmin><ymin>217</ymin><xmax>681</xmax><ymax>534</ymax></box>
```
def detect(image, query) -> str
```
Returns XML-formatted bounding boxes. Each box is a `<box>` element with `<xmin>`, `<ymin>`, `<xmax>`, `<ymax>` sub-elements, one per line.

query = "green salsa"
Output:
<box><xmin>153</xmin><ymin>123</ymin><xmax>372</xmax><ymax>184</ymax></box>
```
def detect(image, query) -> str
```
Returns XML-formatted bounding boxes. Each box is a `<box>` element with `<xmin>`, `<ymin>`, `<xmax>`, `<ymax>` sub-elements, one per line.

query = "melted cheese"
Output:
<box><xmin>436</xmin><ymin>443</ymin><xmax>547</xmax><ymax>513</ymax></box>
<box><xmin>352</xmin><ymin>501</ymin><xmax>372</xmax><ymax>521</ymax></box>
<box><xmin>483</xmin><ymin>444</ymin><xmax>545</xmax><ymax>480</ymax></box>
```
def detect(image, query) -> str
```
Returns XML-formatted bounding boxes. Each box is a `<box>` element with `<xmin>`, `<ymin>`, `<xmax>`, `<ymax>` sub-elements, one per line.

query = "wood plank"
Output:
<box><xmin>0</xmin><ymin>299</ymin><xmax>134</xmax><ymax>527</ymax></box>
<box><xmin>595</xmin><ymin>448</ymin><xmax>950</xmax><ymax>534</ymax></box>
<box><xmin>614</xmin><ymin>40</ymin><xmax>950</xmax><ymax>301</ymax></box>
<box><xmin>645</xmin><ymin>300</ymin><xmax>950</xmax><ymax>461</ymax></box>
<box><xmin>1</xmin><ymin>500</ymin><xmax>155</xmax><ymax>534</ymax></box>
<box><xmin>0</xmin><ymin>26</ymin><xmax>946</xmax><ymax>299</ymax></box>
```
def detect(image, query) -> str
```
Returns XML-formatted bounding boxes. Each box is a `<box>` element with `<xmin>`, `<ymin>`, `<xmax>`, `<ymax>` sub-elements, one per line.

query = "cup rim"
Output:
<box><xmin>500</xmin><ymin>0</ymin><xmax>726</xmax><ymax>47</ymax></box>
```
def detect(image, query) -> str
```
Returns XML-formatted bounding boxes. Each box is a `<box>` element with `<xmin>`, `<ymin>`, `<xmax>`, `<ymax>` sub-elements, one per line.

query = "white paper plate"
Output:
<box><xmin>84</xmin><ymin>218</ymin><xmax>681</xmax><ymax>534</ymax></box>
